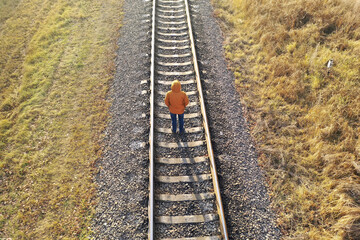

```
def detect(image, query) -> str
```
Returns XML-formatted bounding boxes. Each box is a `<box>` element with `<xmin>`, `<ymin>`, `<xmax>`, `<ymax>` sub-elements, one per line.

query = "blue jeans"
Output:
<box><xmin>170</xmin><ymin>113</ymin><xmax>184</xmax><ymax>133</ymax></box>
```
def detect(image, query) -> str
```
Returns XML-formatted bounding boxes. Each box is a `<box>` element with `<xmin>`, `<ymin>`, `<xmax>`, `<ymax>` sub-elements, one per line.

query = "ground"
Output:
<box><xmin>92</xmin><ymin>0</ymin><xmax>281</xmax><ymax>239</ymax></box>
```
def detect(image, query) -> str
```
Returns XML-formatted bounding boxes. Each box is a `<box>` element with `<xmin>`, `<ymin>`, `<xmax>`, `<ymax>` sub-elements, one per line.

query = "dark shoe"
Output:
<box><xmin>179</xmin><ymin>129</ymin><xmax>185</xmax><ymax>134</ymax></box>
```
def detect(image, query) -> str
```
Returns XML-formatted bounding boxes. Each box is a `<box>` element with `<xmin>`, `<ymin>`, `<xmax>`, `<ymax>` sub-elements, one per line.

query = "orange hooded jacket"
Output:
<box><xmin>164</xmin><ymin>80</ymin><xmax>189</xmax><ymax>114</ymax></box>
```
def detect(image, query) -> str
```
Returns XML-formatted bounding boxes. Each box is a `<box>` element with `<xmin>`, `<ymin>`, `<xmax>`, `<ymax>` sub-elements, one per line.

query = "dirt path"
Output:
<box><xmin>92</xmin><ymin>0</ymin><xmax>281</xmax><ymax>239</ymax></box>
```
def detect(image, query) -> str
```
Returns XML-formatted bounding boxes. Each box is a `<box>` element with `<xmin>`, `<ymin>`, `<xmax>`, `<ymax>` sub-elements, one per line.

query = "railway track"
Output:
<box><xmin>148</xmin><ymin>0</ymin><xmax>228</xmax><ymax>239</ymax></box>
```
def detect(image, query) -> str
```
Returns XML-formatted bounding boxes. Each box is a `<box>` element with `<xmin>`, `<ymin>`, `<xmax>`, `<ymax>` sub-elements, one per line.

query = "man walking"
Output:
<box><xmin>164</xmin><ymin>80</ymin><xmax>189</xmax><ymax>133</ymax></box>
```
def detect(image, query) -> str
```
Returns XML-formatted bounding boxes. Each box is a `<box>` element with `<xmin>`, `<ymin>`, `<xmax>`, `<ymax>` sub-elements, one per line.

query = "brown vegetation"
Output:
<box><xmin>212</xmin><ymin>0</ymin><xmax>360</xmax><ymax>238</ymax></box>
<box><xmin>0</xmin><ymin>0</ymin><xmax>123</xmax><ymax>238</ymax></box>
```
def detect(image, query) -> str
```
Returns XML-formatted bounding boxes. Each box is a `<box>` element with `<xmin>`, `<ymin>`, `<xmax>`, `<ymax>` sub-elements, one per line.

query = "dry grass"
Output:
<box><xmin>0</xmin><ymin>0</ymin><xmax>21</xmax><ymax>26</ymax></box>
<box><xmin>0</xmin><ymin>0</ymin><xmax>123</xmax><ymax>238</ymax></box>
<box><xmin>212</xmin><ymin>0</ymin><xmax>360</xmax><ymax>239</ymax></box>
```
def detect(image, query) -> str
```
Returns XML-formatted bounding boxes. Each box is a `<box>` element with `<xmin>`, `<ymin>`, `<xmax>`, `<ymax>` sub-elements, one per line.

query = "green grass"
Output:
<box><xmin>211</xmin><ymin>0</ymin><xmax>360</xmax><ymax>239</ymax></box>
<box><xmin>0</xmin><ymin>0</ymin><xmax>123</xmax><ymax>238</ymax></box>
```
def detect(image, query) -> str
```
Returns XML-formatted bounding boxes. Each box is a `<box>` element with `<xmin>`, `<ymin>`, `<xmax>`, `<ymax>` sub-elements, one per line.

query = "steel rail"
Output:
<box><xmin>148</xmin><ymin>0</ymin><xmax>157</xmax><ymax>238</ymax></box>
<box><xmin>183</xmin><ymin>0</ymin><xmax>229</xmax><ymax>239</ymax></box>
<box><xmin>149</xmin><ymin>0</ymin><xmax>228</xmax><ymax>238</ymax></box>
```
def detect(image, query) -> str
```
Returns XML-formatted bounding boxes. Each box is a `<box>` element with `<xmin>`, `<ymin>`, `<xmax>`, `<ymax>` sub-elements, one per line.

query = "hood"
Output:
<box><xmin>171</xmin><ymin>80</ymin><xmax>181</xmax><ymax>93</ymax></box>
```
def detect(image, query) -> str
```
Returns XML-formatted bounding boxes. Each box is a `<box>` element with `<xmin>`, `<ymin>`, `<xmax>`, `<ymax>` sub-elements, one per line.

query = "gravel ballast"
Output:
<box><xmin>92</xmin><ymin>0</ymin><xmax>282</xmax><ymax>239</ymax></box>
<box><xmin>91</xmin><ymin>0</ymin><xmax>151</xmax><ymax>238</ymax></box>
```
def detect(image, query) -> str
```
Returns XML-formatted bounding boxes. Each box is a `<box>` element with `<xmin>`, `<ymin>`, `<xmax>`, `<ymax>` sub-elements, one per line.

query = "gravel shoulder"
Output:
<box><xmin>91</xmin><ymin>0</ymin><xmax>151</xmax><ymax>238</ymax></box>
<box><xmin>92</xmin><ymin>0</ymin><xmax>282</xmax><ymax>239</ymax></box>
<box><xmin>191</xmin><ymin>0</ymin><xmax>281</xmax><ymax>238</ymax></box>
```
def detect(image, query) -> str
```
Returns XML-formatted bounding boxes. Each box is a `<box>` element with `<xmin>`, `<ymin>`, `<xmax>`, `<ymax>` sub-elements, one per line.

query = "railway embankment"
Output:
<box><xmin>93</xmin><ymin>0</ymin><xmax>281</xmax><ymax>238</ymax></box>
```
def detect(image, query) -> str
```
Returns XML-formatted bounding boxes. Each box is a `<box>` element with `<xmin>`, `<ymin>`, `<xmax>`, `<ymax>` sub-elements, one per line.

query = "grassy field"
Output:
<box><xmin>211</xmin><ymin>0</ymin><xmax>360</xmax><ymax>239</ymax></box>
<box><xmin>0</xmin><ymin>0</ymin><xmax>123</xmax><ymax>238</ymax></box>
